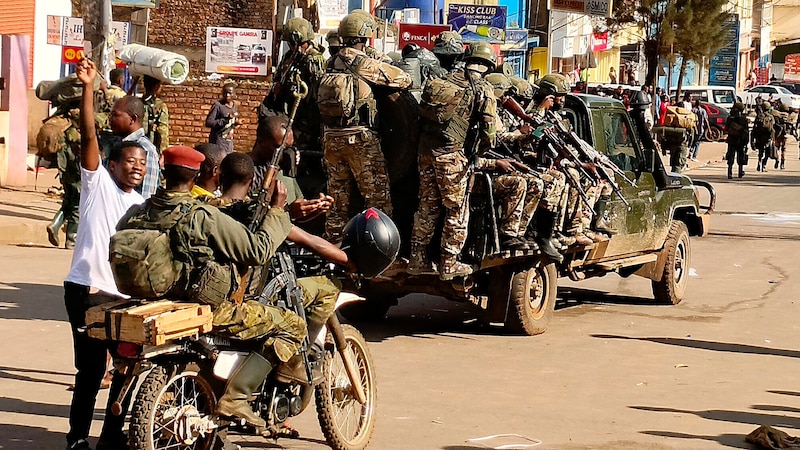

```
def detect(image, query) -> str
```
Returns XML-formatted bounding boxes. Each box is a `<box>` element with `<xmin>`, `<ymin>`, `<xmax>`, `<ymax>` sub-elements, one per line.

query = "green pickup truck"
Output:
<box><xmin>333</xmin><ymin>93</ymin><xmax>716</xmax><ymax>336</ymax></box>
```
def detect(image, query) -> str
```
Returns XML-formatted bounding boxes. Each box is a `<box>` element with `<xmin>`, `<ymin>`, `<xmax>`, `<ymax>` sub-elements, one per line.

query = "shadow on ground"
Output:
<box><xmin>0</xmin><ymin>423</ymin><xmax>66</xmax><ymax>450</ymax></box>
<box><xmin>591</xmin><ymin>334</ymin><xmax>800</xmax><ymax>359</ymax></box>
<box><xmin>0</xmin><ymin>283</ymin><xmax>67</xmax><ymax>322</ymax></box>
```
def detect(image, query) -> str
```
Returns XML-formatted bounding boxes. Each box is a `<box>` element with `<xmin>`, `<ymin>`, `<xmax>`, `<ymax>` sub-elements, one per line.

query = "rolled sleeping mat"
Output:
<box><xmin>118</xmin><ymin>44</ymin><xmax>189</xmax><ymax>85</ymax></box>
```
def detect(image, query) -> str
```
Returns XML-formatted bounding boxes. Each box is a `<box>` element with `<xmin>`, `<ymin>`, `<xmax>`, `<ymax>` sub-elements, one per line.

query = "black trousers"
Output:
<box><xmin>64</xmin><ymin>282</ymin><xmax>128</xmax><ymax>445</ymax></box>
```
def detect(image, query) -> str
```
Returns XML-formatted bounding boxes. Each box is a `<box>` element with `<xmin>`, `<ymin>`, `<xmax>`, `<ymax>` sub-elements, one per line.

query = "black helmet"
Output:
<box><xmin>629</xmin><ymin>90</ymin><xmax>651</xmax><ymax>111</ymax></box>
<box><xmin>341</xmin><ymin>208</ymin><xmax>400</xmax><ymax>278</ymax></box>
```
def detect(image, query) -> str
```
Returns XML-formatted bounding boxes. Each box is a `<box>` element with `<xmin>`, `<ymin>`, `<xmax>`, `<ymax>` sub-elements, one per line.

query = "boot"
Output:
<box><xmin>592</xmin><ymin>196</ymin><xmax>617</xmax><ymax>235</ymax></box>
<box><xmin>439</xmin><ymin>254</ymin><xmax>472</xmax><ymax>281</ymax></box>
<box><xmin>407</xmin><ymin>243</ymin><xmax>436</xmax><ymax>275</ymax></box>
<box><xmin>276</xmin><ymin>321</ymin><xmax>325</xmax><ymax>386</ymax></box>
<box><xmin>534</xmin><ymin>210</ymin><xmax>564</xmax><ymax>263</ymax></box>
<box><xmin>47</xmin><ymin>210</ymin><xmax>64</xmax><ymax>247</ymax></box>
<box><xmin>500</xmin><ymin>234</ymin><xmax>530</xmax><ymax>251</ymax></box>
<box><xmin>216</xmin><ymin>352</ymin><xmax>272</xmax><ymax>428</ymax></box>
<box><xmin>739</xmin><ymin>166</ymin><xmax>745</xmax><ymax>178</ymax></box>
<box><xmin>775</xmin><ymin>159</ymin><xmax>779</xmax><ymax>169</ymax></box>
<box><xmin>727</xmin><ymin>166</ymin><xmax>733</xmax><ymax>180</ymax></box>
<box><xmin>65</xmin><ymin>221</ymin><xmax>78</xmax><ymax>249</ymax></box>
<box><xmin>781</xmin><ymin>159</ymin><xmax>785</xmax><ymax>170</ymax></box>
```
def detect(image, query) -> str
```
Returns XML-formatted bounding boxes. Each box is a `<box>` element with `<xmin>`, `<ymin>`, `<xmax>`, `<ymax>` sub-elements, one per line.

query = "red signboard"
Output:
<box><xmin>592</xmin><ymin>32</ymin><xmax>610</xmax><ymax>52</ymax></box>
<box><xmin>62</xmin><ymin>46</ymin><xmax>85</xmax><ymax>64</ymax></box>
<box><xmin>398</xmin><ymin>23</ymin><xmax>451</xmax><ymax>51</ymax></box>
<box><xmin>785</xmin><ymin>53</ymin><xmax>800</xmax><ymax>83</ymax></box>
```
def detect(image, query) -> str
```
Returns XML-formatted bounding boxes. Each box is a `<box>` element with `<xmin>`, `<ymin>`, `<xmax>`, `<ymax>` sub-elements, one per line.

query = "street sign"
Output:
<box><xmin>61</xmin><ymin>17</ymin><xmax>130</xmax><ymax>50</ymax></box>
<box><xmin>62</xmin><ymin>46</ymin><xmax>85</xmax><ymax>64</ymax></box>
<box><xmin>398</xmin><ymin>23</ymin><xmax>451</xmax><ymax>50</ymax></box>
<box><xmin>547</xmin><ymin>0</ymin><xmax>612</xmax><ymax>18</ymax></box>
<box><xmin>500</xmin><ymin>29</ymin><xmax>527</xmax><ymax>51</ymax></box>
<box><xmin>447</xmin><ymin>4</ymin><xmax>507</xmax><ymax>44</ymax></box>
<box><xmin>709</xmin><ymin>14</ymin><xmax>739</xmax><ymax>87</ymax></box>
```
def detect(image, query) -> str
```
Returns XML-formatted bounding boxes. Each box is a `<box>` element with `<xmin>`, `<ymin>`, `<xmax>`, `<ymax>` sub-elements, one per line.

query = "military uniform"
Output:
<box><xmin>725</xmin><ymin>104</ymin><xmax>750</xmax><ymax>178</ymax></box>
<box><xmin>322</xmin><ymin>45</ymin><xmax>411</xmax><ymax>241</ymax></box>
<box><xmin>143</xmin><ymin>95</ymin><xmax>169</xmax><ymax>154</ymax></box>
<box><xmin>39</xmin><ymin>110</ymin><xmax>81</xmax><ymax>248</ymax></box>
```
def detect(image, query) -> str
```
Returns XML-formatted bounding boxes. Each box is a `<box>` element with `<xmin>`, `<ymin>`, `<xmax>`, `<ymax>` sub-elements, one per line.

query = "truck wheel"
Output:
<box><xmin>651</xmin><ymin>221</ymin><xmax>691</xmax><ymax>305</ymax></box>
<box><xmin>505</xmin><ymin>261</ymin><xmax>558</xmax><ymax>336</ymax></box>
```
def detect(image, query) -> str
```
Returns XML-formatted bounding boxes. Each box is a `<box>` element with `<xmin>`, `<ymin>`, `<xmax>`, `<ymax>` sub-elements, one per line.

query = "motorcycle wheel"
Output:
<box><xmin>315</xmin><ymin>324</ymin><xmax>377</xmax><ymax>450</ymax></box>
<box><xmin>129</xmin><ymin>364</ymin><xmax>218</xmax><ymax>450</ymax></box>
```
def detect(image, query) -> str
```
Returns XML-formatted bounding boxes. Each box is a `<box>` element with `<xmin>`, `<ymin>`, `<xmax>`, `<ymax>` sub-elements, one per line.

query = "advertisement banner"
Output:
<box><xmin>500</xmin><ymin>29</ymin><xmax>527</xmax><ymax>51</ymax></box>
<box><xmin>206</xmin><ymin>27</ymin><xmax>273</xmax><ymax>76</ymax></box>
<box><xmin>62</xmin><ymin>17</ymin><xmax>130</xmax><ymax>50</ymax></box>
<box><xmin>447</xmin><ymin>4</ymin><xmax>507</xmax><ymax>44</ymax></box>
<box><xmin>398</xmin><ymin>23</ymin><xmax>451</xmax><ymax>50</ymax></box>
<box><xmin>785</xmin><ymin>54</ymin><xmax>800</xmax><ymax>83</ymax></box>
<box><xmin>318</xmin><ymin>0</ymin><xmax>349</xmax><ymax>29</ymax></box>
<box><xmin>47</xmin><ymin>16</ymin><xmax>63</xmax><ymax>45</ymax></box>
<box><xmin>709</xmin><ymin>14</ymin><xmax>739</xmax><ymax>87</ymax></box>
<box><xmin>592</xmin><ymin>32</ymin><xmax>611</xmax><ymax>52</ymax></box>
<box><xmin>62</xmin><ymin>46</ymin><xmax>86</xmax><ymax>64</ymax></box>
<box><xmin>547</xmin><ymin>0</ymin><xmax>612</xmax><ymax>18</ymax></box>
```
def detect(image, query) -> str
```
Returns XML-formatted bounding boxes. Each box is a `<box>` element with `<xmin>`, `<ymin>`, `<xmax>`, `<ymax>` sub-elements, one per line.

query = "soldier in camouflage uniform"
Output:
<box><xmin>408</xmin><ymin>42</ymin><xmax>497</xmax><ymax>279</ymax></box>
<box><xmin>320</xmin><ymin>11</ymin><xmax>412</xmax><ymax>241</ymax></box>
<box><xmin>116</xmin><ymin>145</ymin><xmax>302</xmax><ymax>429</ymax></box>
<box><xmin>261</xmin><ymin>17</ymin><xmax>326</xmax><ymax>153</ymax></box>
<box><xmin>142</xmin><ymin>75</ymin><xmax>169</xmax><ymax>155</ymax></box>
<box><xmin>431</xmin><ymin>31</ymin><xmax>465</xmax><ymax>73</ymax></box>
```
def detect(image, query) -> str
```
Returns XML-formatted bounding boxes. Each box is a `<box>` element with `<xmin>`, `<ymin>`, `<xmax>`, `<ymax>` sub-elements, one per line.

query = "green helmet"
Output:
<box><xmin>432</xmin><ymin>31</ymin><xmax>464</xmax><ymax>56</ymax></box>
<box><xmin>284</xmin><ymin>17</ymin><xmax>315</xmax><ymax>45</ymax></box>
<box><xmin>762</xmin><ymin>101</ymin><xmax>772</xmax><ymax>111</ymax></box>
<box><xmin>338</xmin><ymin>10</ymin><xmax>376</xmax><ymax>39</ymax></box>
<box><xmin>778</xmin><ymin>102</ymin><xmax>789</xmax><ymax>112</ymax></box>
<box><xmin>509</xmin><ymin>76</ymin><xmax>534</xmax><ymax>100</ymax></box>
<box><xmin>732</xmin><ymin>102</ymin><xmax>745</xmax><ymax>112</ymax></box>
<box><xmin>485</xmin><ymin>73</ymin><xmax>512</xmax><ymax>99</ymax></box>
<box><xmin>535</xmin><ymin>73</ymin><xmax>570</xmax><ymax>98</ymax></box>
<box><xmin>463</xmin><ymin>42</ymin><xmax>497</xmax><ymax>69</ymax></box>
<box><xmin>326</xmin><ymin>29</ymin><xmax>340</xmax><ymax>48</ymax></box>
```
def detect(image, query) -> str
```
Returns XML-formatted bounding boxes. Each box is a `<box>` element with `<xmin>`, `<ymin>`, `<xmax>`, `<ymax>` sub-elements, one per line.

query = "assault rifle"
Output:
<box><xmin>230</xmin><ymin>80</ymin><xmax>309</xmax><ymax>306</ymax></box>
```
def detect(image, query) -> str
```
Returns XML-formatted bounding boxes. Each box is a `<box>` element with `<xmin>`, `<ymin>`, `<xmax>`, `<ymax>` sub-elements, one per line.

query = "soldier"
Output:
<box><xmin>753</xmin><ymin>101</ymin><xmax>775</xmax><ymax>172</ymax></box>
<box><xmin>772</xmin><ymin>103</ymin><xmax>789</xmax><ymax>170</ymax></box>
<box><xmin>725</xmin><ymin>102</ymin><xmax>749</xmax><ymax>179</ymax></box>
<box><xmin>261</xmin><ymin>17</ymin><xmax>325</xmax><ymax>152</ymax></box>
<box><xmin>319</xmin><ymin>11</ymin><xmax>412</xmax><ymax>241</ymax></box>
<box><xmin>100</xmin><ymin>68</ymin><xmax>126</xmax><ymax>107</ymax></box>
<box><xmin>431</xmin><ymin>31</ymin><xmax>465</xmax><ymax>73</ymax></box>
<box><xmin>205</xmin><ymin>82</ymin><xmax>239</xmax><ymax>154</ymax></box>
<box><xmin>348</xmin><ymin>9</ymin><xmax>394</xmax><ymax>63</ymax></box>
<box><xmin>408</xmin><ymin>42</ymin><xmax>497</xmax><ymax>278</ymax></box>
<box><xmin>115</xmin><ymin>145</ymin><xmax>302</xmax><ymax>429</ymax></box>
<box><xmin>142</xmin><ymin>74</ymin><xmax>169</xmax><ymax>155</ymax></box>
<box><xmin>325</xmin><ymin>29</ymin><xmax>341</xmax><ymax>60</ymax></box>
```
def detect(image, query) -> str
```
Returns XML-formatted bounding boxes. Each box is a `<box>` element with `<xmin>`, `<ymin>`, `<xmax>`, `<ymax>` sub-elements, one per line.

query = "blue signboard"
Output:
<box><xmin>447</xmin><ymin>4</ymin><xmax>507</xmax><ymax>43</ymax></box>
<box><xmin>709</xmin><ymin>14</ymin><xmax>739</xmax><ymax>87</ymax></box>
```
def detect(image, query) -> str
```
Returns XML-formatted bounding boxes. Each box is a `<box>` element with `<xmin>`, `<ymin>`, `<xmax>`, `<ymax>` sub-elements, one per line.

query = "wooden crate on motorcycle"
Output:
<box><xmin>85</xmin><ymin>299</ymin><xmax>213</xmax><ymax>345</ymax></box>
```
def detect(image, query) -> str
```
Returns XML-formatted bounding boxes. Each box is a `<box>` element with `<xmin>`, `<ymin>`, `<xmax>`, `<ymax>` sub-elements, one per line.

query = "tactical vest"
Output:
<box><xmin>753</xmin><ymin>111</ymin><xmax>775</xmax><ymax>140</ymax></box>
<box><xmin>726</xmin><ymin>116</ymin><xmax>748</xmax><ymax>145</ymax></box>
<box><xmin>318</xmin><ymin>54</ymin><xmax>377</xmax><ymax>128</ymax></box>
<box><xmin>419</xmin><ymin>74</ymin><xmax>475</xmax><ymax>143</ymax></box>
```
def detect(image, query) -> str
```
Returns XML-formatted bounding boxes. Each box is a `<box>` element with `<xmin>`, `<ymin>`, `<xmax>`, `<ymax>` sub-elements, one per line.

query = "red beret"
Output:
<box><xmin>163</xmin><ymin>145</ymin><xmax>205</xmax><ymax>170</ymax></box>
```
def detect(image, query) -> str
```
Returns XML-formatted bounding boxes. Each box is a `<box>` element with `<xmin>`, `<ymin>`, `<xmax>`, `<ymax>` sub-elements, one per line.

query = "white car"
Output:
<box><xmin>739</xmin><ymin>85</ymin><xmax>800</xmax><ymax>109</ymax></box>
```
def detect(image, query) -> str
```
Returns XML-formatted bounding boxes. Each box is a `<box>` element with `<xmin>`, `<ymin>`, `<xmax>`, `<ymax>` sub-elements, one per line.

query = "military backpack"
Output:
<box><xmin>318</xmin><ymin>54</ymin><xmax>376</xmax><ymax>127</ymax></box>
<box><xmin>663</xmin><ymin>106</ymin><xmax>697</xmax><ymax>130</ymax></box>
<box><xmin>418</xmin><ymin>74</ymin><xmax>475</xmax><ymax>143</ymax></box>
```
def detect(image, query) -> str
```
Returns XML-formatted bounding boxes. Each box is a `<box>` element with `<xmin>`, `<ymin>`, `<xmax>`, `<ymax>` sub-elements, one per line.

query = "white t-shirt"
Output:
<box><xmin>65</xmin><ymin>165</ymin><xmax>144</xmax><ymax>297</ymax></box>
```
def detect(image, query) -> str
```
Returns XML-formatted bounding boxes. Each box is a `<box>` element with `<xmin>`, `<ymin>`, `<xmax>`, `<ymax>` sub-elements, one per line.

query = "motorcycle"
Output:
<box><xmin>100</xmin><ymin>248</ymin><xmax>377</xmax><ymax>450</ymax></box>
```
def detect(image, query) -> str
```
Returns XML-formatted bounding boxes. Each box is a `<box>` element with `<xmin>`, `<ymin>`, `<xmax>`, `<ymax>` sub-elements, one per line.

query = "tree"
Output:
<box><xmin>672</xmin><ymin>0</ymin><xmax>731</xmax><ymax>100</ymax></box>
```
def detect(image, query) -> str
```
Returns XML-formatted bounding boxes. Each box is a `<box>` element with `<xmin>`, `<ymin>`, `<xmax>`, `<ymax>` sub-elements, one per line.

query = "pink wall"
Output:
<box><xmin>0</xmin><ymin>35</ymin><xmax>30</xmax><ymax>187</ymax></box>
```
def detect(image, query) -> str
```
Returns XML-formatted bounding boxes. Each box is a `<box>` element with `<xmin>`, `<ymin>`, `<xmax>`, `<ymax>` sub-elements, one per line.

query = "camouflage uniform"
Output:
<box><xmin>116</xmin><ymin>190</ymin><xmax>302</xmax><ymax>364</ymax></box>
<box><xmin>322</xmin><ymin>46</ymin><xmax>412</xmax><ymax>241</ymax></box>
<box><xmin>143</xmin><ymin>96</ymin><xmax>169</xmax><ymax>154</ymax></box>
<box><xmin>39</xmin><ymin>110</ymin><xmax>82</xmax><ymax>247</ymax></box>
<box><xmin>411</xmin><ymin>70</ymin><xmax>496</xmax><ymax>270</ymax></box>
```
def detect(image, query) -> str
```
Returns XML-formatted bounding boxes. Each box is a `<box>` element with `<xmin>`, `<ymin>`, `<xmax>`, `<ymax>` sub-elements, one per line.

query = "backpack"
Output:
<box><xmin>110</xmin><ymin>202</ymin><xmax>198</xmax><ymax>298</ymax></box>
<box><xmin>35</xmin><ymin>116</ymin><xmax>71</xmax><ymax>158</ymax></box>
<box><xmin>419</xmin><ymin>74</ymin><xmax>476</xmax><ymax>143</ymax></box>
<box><xmin>663</xmin><ymin>106</ymin><xmax>697</xmax><ymax>130</ymax></box>
<box><xmin>318</xmin><ymin>54</ymin><xmax>376</xmax><ymax>127</ymax></box>
<box><xmin>726</xmin><ymin>117</ymin><xmax>748</xmax><ymax>145</ymax></box>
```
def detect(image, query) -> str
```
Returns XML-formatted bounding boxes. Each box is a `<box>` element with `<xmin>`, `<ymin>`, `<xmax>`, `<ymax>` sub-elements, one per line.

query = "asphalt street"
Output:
<box><xmin>1</xmin><ymin>141</ymin><xmax>800</xmax><ymax>449</ymax></box>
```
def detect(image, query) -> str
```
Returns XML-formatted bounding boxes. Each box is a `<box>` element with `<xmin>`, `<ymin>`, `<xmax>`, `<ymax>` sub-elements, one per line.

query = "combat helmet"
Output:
<box><xmin>432</xmin><ymin>31</ymin><xmax>464</xmax><ymax>56</ymax></box>
<box><xmin>732</xmin><ymin>101</ymin><xmax>745</xmax><ymax>112</ymax></box>
<box><xmin>284</xmin><ymin>17</ymin><xmax>315</xmax><ymax>45</ymax></box>
<box><xmin>341</xmin><ymin>208</ymin><xmax>401</xmax><ymax>278</ymax></box>
<box><xmin>463</xmin><ymin>42</ymin><xmax>497</xmax><ymax>70</ymax></box>
<box><xmin>485</xmin><ymin>73</ymin><xmax>512</xmax><ymax>99</ymax></box>
<box><xmin>509</xmin><ymin>76</ymin><xmax>534</xmax><ymax>100</ymax></box>
<box><xmin>535</xmin><ymin>73</ymin><xmax>570</xmax><ymax>98</ymax></box>
<box><xmin>778</xmin><ymin>102</ymin><xmax>789</xmax><ymax>112</ymax></box>
<box><xmin>762</xmin><ymin>101</ymin><xmax>772</xmax><ymax>111</ymax></box>
<box><xmin>326</xmin><ymin>29</ymin><xmax>341</xmax><ymax>48</ymax></box>
<box><xmin>338</xmin><ymin>10</ymin><xmax>376</xmax><ymax>39</ymax></box>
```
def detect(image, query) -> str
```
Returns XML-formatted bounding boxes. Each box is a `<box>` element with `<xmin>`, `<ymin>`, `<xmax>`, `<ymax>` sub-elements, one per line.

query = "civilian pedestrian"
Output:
<box><xmin>205</xmin><ymin>82</ymin><xmax>239</xmax><ymax>154</ymax></box>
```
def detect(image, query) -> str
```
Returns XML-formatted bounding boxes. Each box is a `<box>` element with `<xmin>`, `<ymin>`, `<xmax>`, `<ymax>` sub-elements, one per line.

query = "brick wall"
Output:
<box><xmin>148</xmin><ymin>0</ymin><xmax>273</xmax><ymax>47</ymax></box>
<box><xmin>160</xmin><ymin>78</ymin><xmax>270</xmax><ymax>151</ymax></box>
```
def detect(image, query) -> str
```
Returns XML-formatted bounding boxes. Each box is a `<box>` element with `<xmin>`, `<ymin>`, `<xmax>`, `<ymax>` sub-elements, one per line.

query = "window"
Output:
<box><xmin>750</xmin><ymin>87</ymin><xmax>765</xmax><ymax>93</ymax></box>
<box><xmin>776</xmin><ymin>86</ymin><xmax>792</xmax><ymax>95</ymax></box>
<box><xmin>593</xmin><ymin>110</ymin><xmax>640</xmax><ymax>172</ymax></box>
<box><xmin>712</xmin><ymin>90</ymin><xmax>734</xmax><ymax>104</ymax></box>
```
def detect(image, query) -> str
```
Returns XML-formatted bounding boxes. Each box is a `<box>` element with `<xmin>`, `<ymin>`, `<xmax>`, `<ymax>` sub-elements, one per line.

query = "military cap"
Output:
<box><xmin>163</xmin><ymin>145</ymin><xmax>205</xmax><ymax>170</ymax></box>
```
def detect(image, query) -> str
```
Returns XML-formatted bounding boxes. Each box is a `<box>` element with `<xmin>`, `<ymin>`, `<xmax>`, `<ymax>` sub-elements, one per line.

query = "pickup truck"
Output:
<box><xmin>332</xmin><ymin>93</ymin><xmax>716</xmax><ymax>336</ymax></box>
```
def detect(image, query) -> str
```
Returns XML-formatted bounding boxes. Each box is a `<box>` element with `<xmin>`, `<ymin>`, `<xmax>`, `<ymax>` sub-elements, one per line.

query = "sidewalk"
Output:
<box><xmin>0</xmin><ymin>141</ymin><xmax>739</xmax><ymax>247</ymax></box>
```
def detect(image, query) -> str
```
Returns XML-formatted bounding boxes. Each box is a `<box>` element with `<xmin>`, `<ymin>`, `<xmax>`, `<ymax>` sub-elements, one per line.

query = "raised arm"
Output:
<box><xmin>76</xmin><ymin>59</ymin><xmax>100</xmax><ymax>170</ymax></box>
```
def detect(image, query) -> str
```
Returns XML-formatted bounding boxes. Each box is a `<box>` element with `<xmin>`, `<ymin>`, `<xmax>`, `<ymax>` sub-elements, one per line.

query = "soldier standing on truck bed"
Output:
<box><xmin>318</xmin><ymin>10</ymin><xmax>412</xmax><ymax>242</ymax></box>
<box><xmin>408</xmin><ymin>42</ymin><xmax>498</xmax><ymax>279</ymax></box>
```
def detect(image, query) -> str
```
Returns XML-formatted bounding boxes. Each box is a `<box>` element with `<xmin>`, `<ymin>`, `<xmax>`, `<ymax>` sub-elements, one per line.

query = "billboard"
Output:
<box><xmin>547</xmin><ymin>0</ymin><xmax>612</xmax><ymax>18</ymax></box>
<box><xmin>398</xmin><ymin>23</ymin><xmax>451</xmax><ymax>50</ymax></box>
<box><xmin>60</xmin><ymin>17</ymin><xmax>130</xmax><ymax>50</ymax></box>
<box><xmin>500</xmin><ymin>29</ymin><xmax>527</xmax><ymax>51</ymax></box>
<box><xmin>709</xmin><ymin>14</ymin><xmax>739</xmax><ymax>87</ymax></box>
<box><xmin>447</xmin><ymin>4</ymin><xmax>507</xmax><ymax>44</ymax></box>
<box><xmin>206</xmin><ymin>27</ymin><xmax>273</xmax><ymax>76</ymax></box>
<box><xmin>786</xmin><ymin>54</ymin><xmax>800</xmax><ymax>83</ymax></box>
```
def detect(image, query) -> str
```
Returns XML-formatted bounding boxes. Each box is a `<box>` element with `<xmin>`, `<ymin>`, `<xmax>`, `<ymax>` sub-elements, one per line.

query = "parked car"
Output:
<box><xmin>668</xmin><ymin>85</ymin><xmax>737</xmax><ymax>109</ymax></box>
<box><xmin>739</xmin><ymin>85</ymin><xmax>800</xmax><ymax>109</ymax></box>
<box><xmin>701</xmin><ymin>102</ymin><xmax>730</xmax><ymax>141</ymax></box>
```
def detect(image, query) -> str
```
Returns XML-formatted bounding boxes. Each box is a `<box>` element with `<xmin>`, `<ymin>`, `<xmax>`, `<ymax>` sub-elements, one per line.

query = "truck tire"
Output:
<box><xmin>505</xmin><ymin>261</ymin><xmax>558</xmax><ymax>336</ymax></box>
<box><xmin>651</xmin><ymin>221</ymin><xmax>691</xmax><ymax>305</ymax></box>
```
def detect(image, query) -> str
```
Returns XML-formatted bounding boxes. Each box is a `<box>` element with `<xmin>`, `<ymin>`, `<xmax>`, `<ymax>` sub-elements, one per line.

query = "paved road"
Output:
<box><xmin>2</xmin><ymin>141</ymin><xmax>800</xmax><ymax>449</ymax></box>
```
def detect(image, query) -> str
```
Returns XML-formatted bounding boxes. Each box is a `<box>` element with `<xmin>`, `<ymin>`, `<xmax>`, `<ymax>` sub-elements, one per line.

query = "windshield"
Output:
<box><xmin>776</xmin><ymin>86</ymin><xmax>792</xmax><ymax>94</ymax></box>
<box><xmin>712</xmin><ymin>90</ymin><xmax>734</xmax><ymax>103</ymax></box>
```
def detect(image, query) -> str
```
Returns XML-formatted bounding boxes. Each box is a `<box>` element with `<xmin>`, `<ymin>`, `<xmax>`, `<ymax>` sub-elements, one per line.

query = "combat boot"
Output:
<box><xmin>440</xmin><ymin>254</ymin><xmax>472</xmax><ymax>281</ymax></box>
<box><xmin>775</xmin><ymin>159</ymin><xmax>779</xmax><ymax>169</ymax></box>
<box><xmin>592</xmin><ymin>196</ymin><xmax>617</xmax><ymax>235</ymax></box>
<box><xmin>216</xmin><ymin>352</ymin><xmax>273</xmax><ymax>428</ymax></box>
<box><xmin>739</xmin><ymin>166</ymin><xmax>745</xmax><ymax>178</ymax></box>
<box><xmin>47</xmin><ymin>210</ymin><xmax>64</xmax><ymax>247</ymax></box>
<box><xmin>534</xmin><ymin>210</ymin><xmax>564</xmax><ymax>263</ymax></box>
<box><xmin>781</xmin><ymin>159</ymin><xmax>785</xmax><ymax>170</ymax></box>
<box><xmin>727</xmin><ymin>166</ymin><xmax>733</xmax><ymax>180</ymax></box>
<box><xmin>65</xmin><ymin>221</ymin><xmax>78</xmax><ymax>249</ymax></box>
<box><xmin>500</xmin><ymin>234</ymin><xmax>530</xmax><ymax>251</ymax></box>
<box><xmin>407</xmin><ymin>243</ymin><xmax>437</xmax><ymax>275</ymax></box>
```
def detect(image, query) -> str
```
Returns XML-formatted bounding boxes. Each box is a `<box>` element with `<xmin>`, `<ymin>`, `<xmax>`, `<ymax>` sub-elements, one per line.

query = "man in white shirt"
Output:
<box><xmin>108</xmin><ymin>93</ymin><xmax>160</xmax><ymax>200</ymax></box>
<box><xmin>64</xmin><ymin>58</ymin><xmax>146</xmax><ymax>450</ymax></box>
